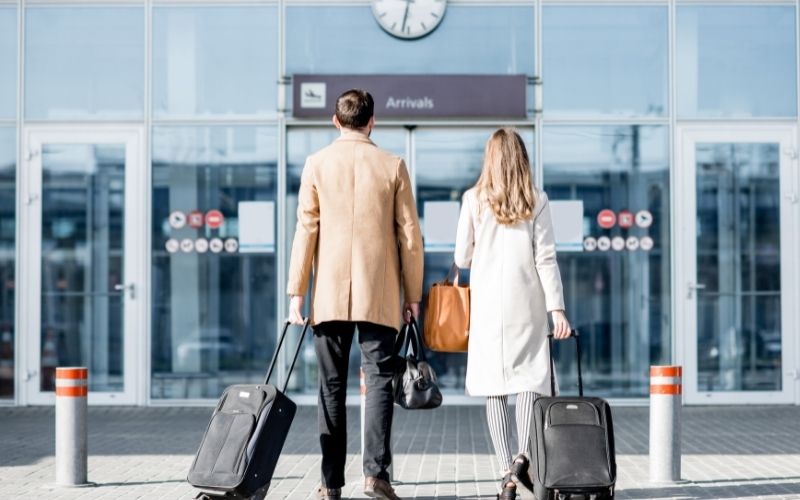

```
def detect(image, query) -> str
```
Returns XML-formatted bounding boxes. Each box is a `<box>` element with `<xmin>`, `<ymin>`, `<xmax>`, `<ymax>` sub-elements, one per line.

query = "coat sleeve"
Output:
<box><xmin>395</xmin><ymin>159</ymin><xmax>424</xmax><ymax>303</ymax></box>
<box><xmin>454</xmin><ymin>192</ymin><xmax>475</xmax><ymax>269</ymax></box>
<box><xmin>286</xmin><ymin>157</ymin><xmax>320</xmax><ymax>296</ymax></box>
<box><xmin>533</xmin><ymin>192</ymin><xmax>566</xmax><ymax>312</ymax></box>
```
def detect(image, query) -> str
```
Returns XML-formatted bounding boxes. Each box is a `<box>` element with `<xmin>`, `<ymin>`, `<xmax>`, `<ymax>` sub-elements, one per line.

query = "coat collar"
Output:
<box><xmin>336</xmin><ymin>130</ymin><xmax>375</xmax><ymax>145</ymax></box>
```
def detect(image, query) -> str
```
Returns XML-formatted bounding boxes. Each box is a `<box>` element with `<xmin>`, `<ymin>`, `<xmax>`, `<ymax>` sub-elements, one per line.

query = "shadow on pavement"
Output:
<box><xmin>618</xmin><ymin>480</ymin><xmax>800</xmax><ymax>499</ymax></box>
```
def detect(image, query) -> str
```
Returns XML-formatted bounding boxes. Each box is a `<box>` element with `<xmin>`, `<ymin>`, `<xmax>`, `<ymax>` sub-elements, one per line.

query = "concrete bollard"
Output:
<box><xmin>55</xmin><ymin>367</ymin><xmax>89</xmax><ymax>487</ymax></box>
<box><xmin>360</xmin><ymin>367</ymin><xmax>392</xmax><ymax>482</ymax></box>
<box><xmin>649</xmin><ymin>365</ymin><xmax>682</xmax><ymax>483</ymax></box>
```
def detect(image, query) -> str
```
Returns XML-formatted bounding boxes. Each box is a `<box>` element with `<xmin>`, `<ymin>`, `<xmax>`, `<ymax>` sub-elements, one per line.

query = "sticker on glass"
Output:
<box><xmin>640</xmin><ymin>236</ymin><xmax>654</xmax><ymax>251</ymax></box>
<box><xmin>180</xmin><ymin>238</ymin><xmax>195</xmax><ymax>253</ymax></box>
<box><xmin>635</xmin><ymin>210</ymin><xmax>653</xmax><ymax>228</ymax></box>
<box><xmin>188</xmin><ymin>210</ymin><xmax>204</xmax><ymax>229</ymax></box>
<box><xmin>168</xmin><ymin>211</ymin><xmax>186</xmax><ymax>230</ymax></box>
<box><xmin>583</xmin><ymin>236</ymin><xmax>597</xmax><ymax>252</ymax></box>
<box><xmin>224</xmin><ymin>238</ymin><xmax>239</xmax><ymax>253</ymax></box>
<box><xmin>209</xmin><ymin>238</ymin><xmax>224</xmax><ymax>253</ymax></box>
<box><xmin>618</xmin><ymin>210</ymin><xmax>634</xmax><ymax>229</ymax></box>
<box><xmin>626</xmin><ymin>236</ymin><xmax>640</xmax><ymax>251</ymax></box>
<box><xmin>165</xmin><ymin>238</ymin><xmax>179</xmax><ymax>253</ymax></box>
<box><xmin>597</xmin><ymin>236</ymin><xmax>611</xmax><ymax>251</ymax></box>
<box><xmin>597</xmin><ymin>209</ymin><xmax>616</xmax><ymax>229</ymax></box>
<box><xmin>611</xmin><ymin>236</ymin><xmax>625</xmax><ymax>251</ymax></box>
<box><xmin>195</xmin><ymin>238</ymin><xmax>209</xmax><ymax>254</ymax></box>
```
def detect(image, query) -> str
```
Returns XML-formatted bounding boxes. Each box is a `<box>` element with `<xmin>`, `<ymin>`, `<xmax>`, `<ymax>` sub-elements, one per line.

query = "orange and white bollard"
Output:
<box><xmin>649</xmin><ymin>365</ymin><xmax>682</xmax><ymax>483</ymax></box>
<box><xmin>55</xmin><ymin>367</ymin><xmax>89</xmax><ymax>486</ymax></box>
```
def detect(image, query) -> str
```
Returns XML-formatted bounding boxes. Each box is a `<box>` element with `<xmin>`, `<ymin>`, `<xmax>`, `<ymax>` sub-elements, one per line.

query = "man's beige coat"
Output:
<box><xmin>287</xmin><ymin>131</ymin><xmax>424</xmax><ymax>330</ymax></box>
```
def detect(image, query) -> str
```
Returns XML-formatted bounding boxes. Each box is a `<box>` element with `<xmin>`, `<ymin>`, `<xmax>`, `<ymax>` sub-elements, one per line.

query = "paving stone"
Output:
<box><xmin>1</xmin><ymin>406</ymin><xmax>800</xmax><ymax>498</ymax></box>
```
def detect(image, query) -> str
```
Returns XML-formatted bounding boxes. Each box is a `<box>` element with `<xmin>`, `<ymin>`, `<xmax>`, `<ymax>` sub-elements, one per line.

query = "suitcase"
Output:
<box><xmin>187</xmin><ymin>320</ymin><xmax>311</xmax><ymax>500</ymax></box>
<box><xmin>530</xmin><ymin>331</ymin><xmax>616</xmax><ymax>500</ymax></box>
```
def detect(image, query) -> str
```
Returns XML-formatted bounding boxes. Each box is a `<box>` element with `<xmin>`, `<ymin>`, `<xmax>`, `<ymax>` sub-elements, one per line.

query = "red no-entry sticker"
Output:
<box><xmin>597</xmin><ymin>209</ymin><xmax>616</xmax><ymax>229</ymax></box>
<box><xmin>206</xmin><ymin>210</ymin><xmax>224</xmax><ymax>229</ymax></box>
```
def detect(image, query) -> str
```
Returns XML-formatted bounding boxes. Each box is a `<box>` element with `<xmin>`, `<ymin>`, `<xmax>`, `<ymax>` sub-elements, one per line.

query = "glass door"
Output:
<box><xmin>21</xmin><ymin>127</ymin><xmax>145</xmax><ymax>405</ymax></box>
<box><xmin>677</xmin><ymin>126</ymin><xmax>798</xmax><ymax>404</ymax></box>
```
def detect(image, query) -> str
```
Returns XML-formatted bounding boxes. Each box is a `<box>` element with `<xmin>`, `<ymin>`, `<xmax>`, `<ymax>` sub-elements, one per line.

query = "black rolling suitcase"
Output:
<box><xmin>187</xmin><ymin>320</ymin><xmax>311</xmax><ymax>500</ymax></box>
<box><xmin>530</xmin><ymin>331</ymin><xmax>616</xmax><ymax>500</ymax></box>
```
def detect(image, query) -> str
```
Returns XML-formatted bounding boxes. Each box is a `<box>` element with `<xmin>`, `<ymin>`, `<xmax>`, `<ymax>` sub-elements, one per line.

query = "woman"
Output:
<box><xmin>454</xmin><ymin>128</ymin><xmax>571</xmax><ymax>499</ymax></box>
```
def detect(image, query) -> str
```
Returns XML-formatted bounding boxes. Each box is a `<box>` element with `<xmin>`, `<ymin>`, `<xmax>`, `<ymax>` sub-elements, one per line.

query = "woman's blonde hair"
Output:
<box><xmin>474</xmin><ymin>127</ymin><xmax>537</xmax><ymax>225</ymax></box>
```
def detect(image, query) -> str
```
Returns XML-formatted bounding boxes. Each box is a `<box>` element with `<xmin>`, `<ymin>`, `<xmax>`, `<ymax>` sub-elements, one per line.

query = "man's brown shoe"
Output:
<box><xmin>315</xmin><ymin>486</ymin><xmax>342</xmax><ymax>500</ymax></box>
<box><xmin>364</xmin><ymin>477</ymin><xmax>401</xmax><ymax>500</ymax></box>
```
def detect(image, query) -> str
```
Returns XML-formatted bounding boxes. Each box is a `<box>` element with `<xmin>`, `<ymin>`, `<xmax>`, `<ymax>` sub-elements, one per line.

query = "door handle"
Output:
<box><xmin>114</xmin><ymin>283</ymin><xmax>136</xmax><ymax>299</ymax></box>
<box><xmin>24</xmin><ymin>370</ymin><xmax>38</xmax><ymax>382</ymax></box>
<box><xmin>687</xmin><ymin>282</ymin><xmax>706</xmax><ymax>299</ymax></box>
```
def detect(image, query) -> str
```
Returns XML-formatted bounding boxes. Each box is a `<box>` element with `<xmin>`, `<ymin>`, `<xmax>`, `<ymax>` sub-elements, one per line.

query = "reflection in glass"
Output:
<box><xmin>153</xmin><ymin>7</ymin><xmax>278</xmax><ymax>118</ymax></box>
<box><xmin>543</xmin><ymin>126</ymin><xmax>670</xmax><ymax>397</ymax></box>
<box><xmin>0</xmin><ymin>129</ymin><xmax>14</xmax><ymax>398</ymax></box>
<box><xmin>695</xmin><ymin>143</ymin><xmax>781</xmax><ymax>392</ymax></box>
<box><xmin>151</xmin><ymin>127</ymin><xmax>278</xmax><ymax>399</ymax></box>
<box><xmin>543</xmin><ymin>6</ymin><xmax>668</xmax><ymax>117</ymax></box>
<box><xmin>677</xmin><ymin>6</ymin><xmax>797</xmax><ymax>118</ymax></box>
<box><xmin>25</xmin><ymin>7</ymin><xmax>144</xmax><ymax>120</ymax></box>
<box><xmin>416</xmin><ymin>128</ymin><xmax>534</xmax><ymax>393</ymax></box>
<box><xmin>0</xmin><ymin>8</ymin><xmax>16</xmax><ymax>119</ymax></box>
<box><xmin>285</xmin><ymin>128</ymin><xmax>407</xmax><ymax>394</ymax></box>
<box><xmin>40</xmin><ymin>144</ymin><xmax>126</xmax><ymax>392</ymax></box>
<box><xmin>287</xmin><ymin>6</ymin><xmax>534</xmax><ymax>76</ymax></box>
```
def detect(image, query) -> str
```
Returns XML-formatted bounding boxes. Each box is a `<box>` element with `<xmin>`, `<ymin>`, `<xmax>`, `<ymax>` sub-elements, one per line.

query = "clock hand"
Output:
<box><xmin>401</xmin><ymin>0</ymin><xmax>411</xmax><ymax>33</ymax></box>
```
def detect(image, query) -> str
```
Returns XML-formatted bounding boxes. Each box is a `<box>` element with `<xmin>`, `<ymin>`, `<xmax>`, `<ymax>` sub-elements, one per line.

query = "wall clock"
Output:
<box><xmin>371</xmin><ymin>0</ymin><xmax>447</xmax><ymax>40</ymax></box>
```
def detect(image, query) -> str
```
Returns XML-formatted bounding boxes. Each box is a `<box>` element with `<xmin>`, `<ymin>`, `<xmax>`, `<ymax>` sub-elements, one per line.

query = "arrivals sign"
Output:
<box><xmin>293</xmin><ymin>74</ymin><xmax>528</xmax><ymax>120</ymax></box>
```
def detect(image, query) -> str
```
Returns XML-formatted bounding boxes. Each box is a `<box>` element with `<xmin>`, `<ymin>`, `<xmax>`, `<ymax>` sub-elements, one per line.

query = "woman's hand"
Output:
<box><xmin>551</xmin><ymin>310</ymin><xmax>571</xmax><ymax>339</ymax></box>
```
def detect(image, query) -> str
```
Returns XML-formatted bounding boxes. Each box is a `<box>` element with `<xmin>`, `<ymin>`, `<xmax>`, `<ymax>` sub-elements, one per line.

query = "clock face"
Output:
<box><xmin>372</xmin><ymin>0</ymin><xmax>447</xmax><ymax>40</ymax></box>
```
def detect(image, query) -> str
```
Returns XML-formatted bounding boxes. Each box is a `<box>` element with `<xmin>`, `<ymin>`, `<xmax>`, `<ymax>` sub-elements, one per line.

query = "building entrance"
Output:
<box><xmin>283</xmin><ymin>125</ymin><xmax>535</xmax><ymax>402</ymax></box>
<box><xmin>677</xmin><ymin>125</ymin><xmax>799</xmax><ymax>404</ymax></box>
<box><xmin>19</xmin><ymin>127</ymin><xmax>146</xmax><ymax>405</ymax></box>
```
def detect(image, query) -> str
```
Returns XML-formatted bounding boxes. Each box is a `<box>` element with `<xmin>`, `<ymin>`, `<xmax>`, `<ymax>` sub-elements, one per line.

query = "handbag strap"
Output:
<box><xmin>443</xmin><ymin>263</ymin><xmax>461</xmax><ymax>286</ymax></box>
<box><xmin>399</xmin><ymin>317</ymin><xmax>426</xmax><ymax>362</ymax></box>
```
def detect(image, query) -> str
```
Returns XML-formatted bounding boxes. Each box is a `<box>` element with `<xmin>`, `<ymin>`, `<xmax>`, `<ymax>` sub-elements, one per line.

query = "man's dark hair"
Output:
<box><xmin>335</xmin><ymin>89</ymin><xmax>374</xmax><ymax>129</ymax></box>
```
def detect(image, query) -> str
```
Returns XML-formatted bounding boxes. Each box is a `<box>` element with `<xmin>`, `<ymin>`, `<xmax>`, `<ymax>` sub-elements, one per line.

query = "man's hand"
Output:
<box><xmin>289</xmin><ymin>295</ymin><xmax>305</xmax><ymax>325</ymax></box>
<box><xmin>551</xmin><ymin>310</ymin><xmax>571</xmax><ymax>339</ymax></box>
<box><xmin>403</xmin><ymin>302</ymin><xmax>420</xmax><ymax>324</ymax></box>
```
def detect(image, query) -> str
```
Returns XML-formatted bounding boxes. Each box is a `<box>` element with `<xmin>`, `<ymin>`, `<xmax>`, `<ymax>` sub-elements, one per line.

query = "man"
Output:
<box><xmin>287</xmin><ymin>89</ymin><xmax>423</xmax><ymax>500</ymax></box>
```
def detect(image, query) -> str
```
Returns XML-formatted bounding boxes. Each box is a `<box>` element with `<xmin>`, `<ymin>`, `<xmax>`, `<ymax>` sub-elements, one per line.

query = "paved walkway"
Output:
<box><xmin>1</xmin><ymin>405</ymin><xmax>799</xmax><ymax>499</ymax></box>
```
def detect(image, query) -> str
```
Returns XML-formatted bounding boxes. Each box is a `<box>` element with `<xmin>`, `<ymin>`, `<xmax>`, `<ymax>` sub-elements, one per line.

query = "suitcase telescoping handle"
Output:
<box><xmin>265</xmin><ymin>319</ymin><xmax>311</xmax><ymax>393</ymax></box>
<box><xmin>547</xmin><ymin>330</ymin><xmax>583</xmax><ymax>397</ymax></box>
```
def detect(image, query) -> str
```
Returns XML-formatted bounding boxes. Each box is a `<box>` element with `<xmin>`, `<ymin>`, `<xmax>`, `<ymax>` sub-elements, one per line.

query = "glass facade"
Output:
<box><xmin>286</xmin><ymin>5</ymin><xmax>535</xmax><ymax>75</ymax></box>
<box><xmin>677</xmin><ymin>6</ymin><xmax>797</xmax><ymax>118</ymax></box>
<box><xmin>543</xmin><ymin>126</ymin><xmax>671</xmax><ymax>397</ymax></box>
<box><xmin>25</xmin><ymin>7</ymin><xmax>145</xmax><ymax>120</ymax></box>
<box><xmin>151</xmin><ymin>126</ymin><xmax>278</xmax><ymax>399</ymax></box>
<box><xmin>0</xmin><ymin>128</ymin><xmax>13</xmax><ymax>399</ymax></box>
<box><xmin>695</xmin><ymin>143</ymin><xmax>782</xmax><ymax>392</ymax></box>
<box><xmin>39</xmin><ymin>144</ymin><xmax>127</xmax><ymax>392</ymax></box>
<box><xmin>0</xmin><ymin>1</ymin><xmax>798</xmax><ymax>404</ymax></box>
<box><xmin>543</xmin><ymin>6</ymin><xmax>668</xmax><ymax>117</ymax></box>
<box><xmin>153</xmin><ymin>7</ymin><xmax>278</xmax><ymax>118</ymax></box>
<box><xmin>0</xmin><ymin>8</ymin><xmax>15</xmax><ymax>119</ymax></box>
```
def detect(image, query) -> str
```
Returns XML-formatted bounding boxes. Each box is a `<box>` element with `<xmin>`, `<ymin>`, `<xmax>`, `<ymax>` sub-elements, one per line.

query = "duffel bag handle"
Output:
<box><xmin>547</xmin><ymin>329</ymin><xmax>582</xmax><ymax>397</ymax></box>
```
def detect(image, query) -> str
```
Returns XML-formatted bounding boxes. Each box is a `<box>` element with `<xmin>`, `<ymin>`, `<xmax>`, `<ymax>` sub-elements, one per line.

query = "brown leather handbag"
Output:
<box><xmin>423</xmin><ymin>264</ymin><xmax>470</xmax><ymax>352</ymax></box>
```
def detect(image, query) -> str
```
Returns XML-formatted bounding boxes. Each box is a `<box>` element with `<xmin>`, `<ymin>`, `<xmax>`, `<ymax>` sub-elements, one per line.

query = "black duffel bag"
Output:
<box><xmin>393</xmin><ymin>318</ymin><xmax>443</xmax><ymax>410</ymax></box>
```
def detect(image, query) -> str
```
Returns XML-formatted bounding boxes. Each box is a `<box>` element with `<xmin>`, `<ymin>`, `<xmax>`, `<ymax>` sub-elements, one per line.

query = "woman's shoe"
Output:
<box><xmin>496</xmin><ymin>472</ymin><xmax>517</xmax><ymax>500</ymax></box>
<box><xmin>510</xmin><ymin>454</ymin><xmax>534</xmax><ymax>493</ymax></box>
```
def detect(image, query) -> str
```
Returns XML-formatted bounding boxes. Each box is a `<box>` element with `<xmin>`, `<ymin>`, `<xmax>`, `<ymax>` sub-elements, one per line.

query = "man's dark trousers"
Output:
<box><xmin>313</xmin><ymin>321</ymin><xmax>397</xmax><ymax>488</ymax></box>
